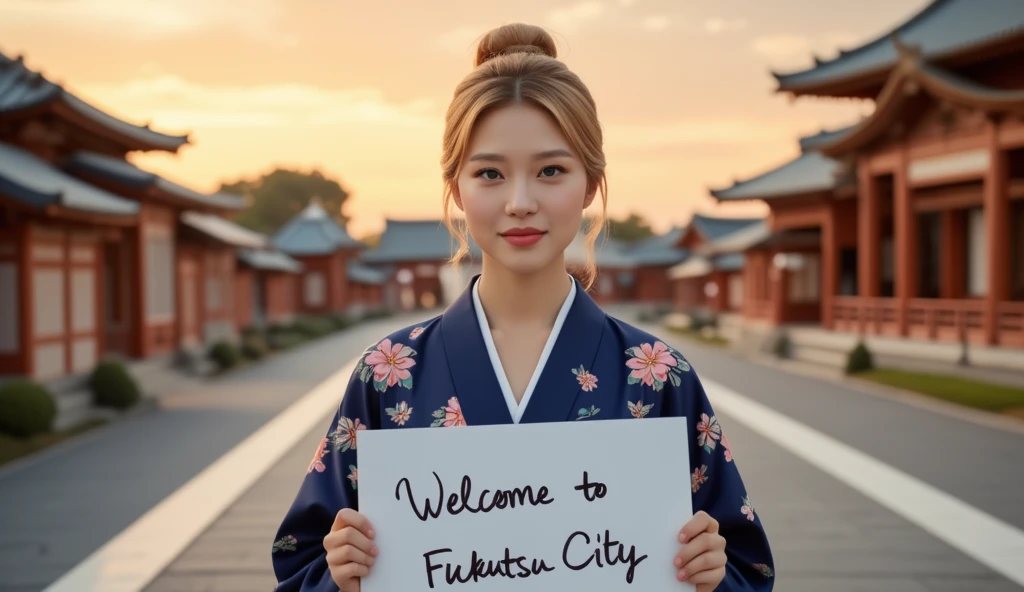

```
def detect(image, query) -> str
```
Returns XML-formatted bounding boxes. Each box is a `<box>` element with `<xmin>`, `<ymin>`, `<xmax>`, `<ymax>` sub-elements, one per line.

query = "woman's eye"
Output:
<box><xmin>477</xmin><ymin>169</ymin><xmax>502</xmax><ymax>180</ymax></box>
<box><xmin>540</xmin><ymin>166</ymin><xmax>563</xmax><ymax>178</ymax></box>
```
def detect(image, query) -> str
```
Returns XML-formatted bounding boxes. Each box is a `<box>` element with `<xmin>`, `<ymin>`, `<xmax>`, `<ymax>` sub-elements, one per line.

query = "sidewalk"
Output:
<box><xmin>0</xmin><ymin>312</ymin><xmax>424</xmax><ymax>592</ymax></box>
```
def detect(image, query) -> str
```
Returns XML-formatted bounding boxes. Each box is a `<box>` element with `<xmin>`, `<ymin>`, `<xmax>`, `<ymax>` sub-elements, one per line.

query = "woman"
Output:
<box><xmin>271</xmin><ymin>23</ymin><xmax>774</xmax><ymax>591</ymax></box>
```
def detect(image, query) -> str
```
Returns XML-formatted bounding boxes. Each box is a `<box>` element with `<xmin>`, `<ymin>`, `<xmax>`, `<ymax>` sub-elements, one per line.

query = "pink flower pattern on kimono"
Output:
<box><xmin>624</xmin><ymin>341</ymin><xmax>690</xmax><ymax>391</ymax></box>
<box><xmin>347</xmin><ymin>465</ymin><xmax>358</xmax><ymax>490</ymax></box>
<box><xmin>273</xmin><ymin>535</ymin><xmax>297</xmax><ymax>553</ymax></box>
<box><xmin>572</xmin><ymin>366</ymin><xmax>598</xmax><ymax>392</ymax></box>
<box><xmin>307</xmin><ymin>436</ymin><xmax>328</xmax><ymax>474</ymax></box>
<box><xmin>691</xmin><ymin>465</ymin><xmax>708</xmax><ymax>493</ymax></box>
<box><xmin>696</xmin><ymin>413</ymin><xmax>722</xmax><ymax>454</ymax></box>
<box><xmin>430</xmin><ymin>397</ymin><xmax>467</xmax><ymax>427</ymax></box>
<box><xmin>358</xmin><ymin>339</ymin><xmax>416</xmax><ymax>392</ymax></box>
<box><xmin>741</xmin><ymin>496</ymin><xmax>756</xmax><ymax>521</ymax></box>
<box><xmin>721</xmin><ymin>432</ymin><xmax>733</xmax><ymax>462</ymax></box>
<box><xmin>330</xmin><ymin>416</ymin><xmax>365</xmax><ymax>453</ymax></box>
<box><xmin>386</xmin><ymin>401</ymin><xmax>413</xmax><ymax>426</ymax></box>
<box><xmin>409</xmin><ymin>327</ymin><xmax>424</xmax><ymax>340</ymax></box>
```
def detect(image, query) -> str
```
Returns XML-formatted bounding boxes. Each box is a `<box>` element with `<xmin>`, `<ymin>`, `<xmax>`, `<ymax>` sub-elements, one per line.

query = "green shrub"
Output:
<box><xmin>845</xmin><ymin>341</ymin><xmax>874</xmax><ymax>374</ymax></box>
<box><xmin>209</xmin><ymin>341</ymin><xmax>242</xmax><ymax>370</ymax></box>
<box><xmin>292</xmin><ymin>316</ymin><xmax>335</xmax><ymax>338</ymax></box>
<box><xmin>329</xmin><ymin>314</ymin><xmax>351</xmax><ymax>330</ymax></box>
<box><xmin>772</xmin><ymin>333</ymin><xmax>791</xmax><ymax>359</ymax></box>
<box><xmin>90</xmin><ymin>360</ymin><xmax>142</xmax><ymax>410</ymax></box>
<box><xmin>268</xmin><ymin>331</ymin><xmax>306</xmax><ymax>351</ymax></box>
<box><xmin>0</xmin><ymin>380</ymin><xmax>57</xmax><ymax>438</ymax></box>
<box><xmin>241</xmin><ymin>334</ymin><xmax>269</xmax><ymax>360</ymax></box>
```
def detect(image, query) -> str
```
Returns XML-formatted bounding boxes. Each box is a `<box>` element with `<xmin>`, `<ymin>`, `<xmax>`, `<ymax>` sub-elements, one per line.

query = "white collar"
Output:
<box><xmin>472</xmin><ymin>275</ymin><xmax>576</xmax><ymax>423</ymax></box>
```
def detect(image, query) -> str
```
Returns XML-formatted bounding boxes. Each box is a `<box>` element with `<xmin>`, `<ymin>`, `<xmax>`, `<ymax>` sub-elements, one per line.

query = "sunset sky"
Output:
<box><xmin>0</xmin><ymin>0</ymin><xmax>928</xmax><ymax>239</ymax></box>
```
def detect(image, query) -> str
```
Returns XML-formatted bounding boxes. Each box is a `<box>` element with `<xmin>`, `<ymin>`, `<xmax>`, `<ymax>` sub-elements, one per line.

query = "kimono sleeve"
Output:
<box><xmin>270</xmin><ymin>362</ymin><xmax>379</xmax><ymax>591</ymax></box>
<box><xmin>662</xmin><ymin>361</ymin><xmax>776</xmax><ymax>591</ymax></box>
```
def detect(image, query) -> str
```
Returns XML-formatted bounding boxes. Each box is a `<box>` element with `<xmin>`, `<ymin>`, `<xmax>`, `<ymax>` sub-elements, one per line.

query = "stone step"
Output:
<box><xmin>790</xmin><ymin>343</ymin><xmax>848</xmax><ymax>368</ymax></box>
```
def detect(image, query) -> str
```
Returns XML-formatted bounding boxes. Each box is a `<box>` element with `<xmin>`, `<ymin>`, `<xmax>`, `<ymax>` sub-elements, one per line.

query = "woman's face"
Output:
<box><xmin>455</xmin><ymin>102</ymin><xmax>594</xmax><ymax>277</ymax></box>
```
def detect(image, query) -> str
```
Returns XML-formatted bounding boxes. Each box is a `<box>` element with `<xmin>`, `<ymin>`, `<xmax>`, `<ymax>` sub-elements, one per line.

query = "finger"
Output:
<box><xmin>678</xmin><ymin>511</ymin><xmax>711</xmax><ymax>543</ymax></box>
<box><xmin>324</xmin><ymin>526</ymin><xmax>378</xmax><ymax>557</ymax></box>
<box><xmin>679</xmin><ymin>549</ymin><xmax>725</xmax><ymax>580</ymax></box>
<box><xmin>327</xmin><ymin>544</ymin><xmax>376</xmax><ymax>569</ymax></box>
<box><xmin>332</xmin><ymin>561</ymin><xmax>370</xmax><ymax>582</ymax></box>
<box><xmin>689</xmin><ymin>566</ymin><xmax>726</xmax><ymax>589</ymax></box>
<box><xmin>674</xmin><ymin>533</ymin><xmax>713</xmax><ymax>568</ymax></box>
<box><xmin>332</xmin><ymin>508</ymin><xmax>375</xmax><ymax>538</ymax></box>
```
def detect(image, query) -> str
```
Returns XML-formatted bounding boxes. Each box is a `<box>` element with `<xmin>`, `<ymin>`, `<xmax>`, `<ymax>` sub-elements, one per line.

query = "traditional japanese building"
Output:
<box><xmin>712</xmin><ymin>0</ymin><xmax>1024</xmax><ymax>348</ymax></box>
<box><xmin>272</xmin><ymin>201</ymin><xmax>365</xmax><ymax>316</ymax></box>
<box><xmin>667</xmin><ymin>214</ymin><xmax>764</xmax><ymax>315</ymax></box>
<box><xmin>0</xmin><ymin>50</ymin><xmax>270</xmax><ymax>381</ymax></box>
<box><xmin>236</xmin><ymin>247</ymin><xmax>302</xmax><ymax>330</ymax></box>
<box><xmin>360</xmin><ymin>219</ymin><xmax>480</xmax><ymax>310</ymax></box>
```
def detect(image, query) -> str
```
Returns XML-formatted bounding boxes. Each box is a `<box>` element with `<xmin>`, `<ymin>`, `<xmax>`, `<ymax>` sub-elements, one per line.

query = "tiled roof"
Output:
<box><xmin>272</xmin><ymin>202</ymin><xmax>363</xmax><ymax>256</ymax></box>
<box><xmin>237</xmin><ymin>248</ymin><xmax>303</xmax><ymax>273</ymax></box>
<box><xmin>0</xmin><ymin>142</ymin><xmax>138</xmax><ymax>216</ymax></box>
<box><xmin>347</xmin><ymin>262</ymin><xmax>390</xmax><ymax>285</ymax></box>
<box><xmin>710</xmin><ymin>151</ymin><xmax>844</xmax><ymax>201</ymax></box>
<box><xmin>621</xmin><ymin>227</ymin><xmax>689</xmax><ymax>266</ymax></box>
<box><xmin>360</xmin><ymin>219</ymin><xmax>480</xmax><ymax>263</ymax></box>
<box><xmin>65</xmin><ymin>151</ymin><xmax>244</xmax><ymax>210</ymax></box>
<box><xmin>772</xmin><ymin>0</ymin><xmax>1024</xmax><ymax>93</ymax></box>
<box><xmin>0</xmin><ymin>51</ymin><xmax>188</xmax><ymax>151</ymax></box>
<box><xmin>798</xmin><ymin>125</ymin><xmax>857</xmax><ymax>152</ymax></box>
<box><xmin>701</xmin><ymin>220</ymin><xmax>771</xmax><ymax>255</ymax></box>
<box><xmin>181</xmin><ymin>211</ymin><xmax>268</xmax><ymax>249</ymax></box>
<box><xmin>690</xmin><ymin>214</ymin><xmax>764</xmax><ymax>240</ymax></box>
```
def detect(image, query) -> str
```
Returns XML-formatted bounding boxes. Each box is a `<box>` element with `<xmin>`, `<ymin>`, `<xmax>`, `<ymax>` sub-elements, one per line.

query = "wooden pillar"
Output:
<box><xmin>984</xmin><ymin>119</ymin><xmax>1010</xmax><ymax>345</ymax></box>
<box><xmin>19</xmin><ymin>223</ymin><xmax>34</xmax><ymax>377</ymax></box>
<box><xmin>822</xmin><ymin>204</ymin><xmax>837</xmax><ymax>330</ymax></box>
<box><xmin>770</xmin><ymin>254</ymin><xmax>786</xmax><ymax>325</ymax></box>
<box><xmin>940</xmin><ymin>210</ymin><xmax>965</xmax><ymax>299</ymax></box>
<box><xmin>894</xmin><ymin>150</ymin><xmax>916</xmax><ymax>336</ymax></box>
<box><xmin>857</xmin><ymin>159</ymin><xmax>880</xmax><ymax>334</ymax></box>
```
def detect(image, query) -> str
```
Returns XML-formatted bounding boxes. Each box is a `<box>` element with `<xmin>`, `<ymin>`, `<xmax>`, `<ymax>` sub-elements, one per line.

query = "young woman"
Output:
<box><xmin>271</xmin><ymin>23</ymin><xmax>774</xmax><ymax>592</ymax></box>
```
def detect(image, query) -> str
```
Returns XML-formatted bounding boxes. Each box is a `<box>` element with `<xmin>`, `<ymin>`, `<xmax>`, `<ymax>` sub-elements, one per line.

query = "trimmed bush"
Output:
<box><xmin>845</xmin><ymin>341</ymin><xmax>874</xmax><ymax>374</ymax></box>
<box><xmin>292</xmin><ymin>316</ymin><xmax>335</xmax><ymax>338</ymax></box>
<box><xmin>241</xmin><ymin>334</ymin><xmax>269</xmax><ymax>360</ymax></box>
<box><xmin>329</xmin><ymin>314</ymin><xmax>351</xmax><ymax>331</ymax></box>
<box><xmin>268</xmin><ymin>330</ymin><xmax>306</xmax><ymax>351</ymax></box>
<box><xmin>209</xmin><ymin>341</ymin><xmax>242</xmax><ymax>370</ymax></box>
<box><xmin>0</xmin><ymin>380</ymin><xmax>57</xmax><ymax>438</ymax></box>
<box><xmin>772</xmin><ymin>333</ymin><xmax>791</xmax><ymax>359</ymax></box>
<box><xmin>90</xmin><ymin>360</ymin><xmax>142</xmax><ymax>410</ymax></box>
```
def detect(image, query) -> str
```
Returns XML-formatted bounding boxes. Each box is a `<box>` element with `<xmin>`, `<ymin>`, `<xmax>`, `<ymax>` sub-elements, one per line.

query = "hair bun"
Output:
<box><xmin>475</xmin><ymin>23</ymin><xmax>557</xmax><ymax>67</ymax></box>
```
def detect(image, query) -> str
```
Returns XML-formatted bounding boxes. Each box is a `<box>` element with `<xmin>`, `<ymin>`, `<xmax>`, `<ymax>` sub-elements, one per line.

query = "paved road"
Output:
<box><xmin>0</xmin><ymin>313</ymin><xmax>425</xmax><ymax>592</ymax></box>
<box><xmin>142</xmin><ymin>316</ymin><xmax>1024</xmax><ymax>591</ymax></box>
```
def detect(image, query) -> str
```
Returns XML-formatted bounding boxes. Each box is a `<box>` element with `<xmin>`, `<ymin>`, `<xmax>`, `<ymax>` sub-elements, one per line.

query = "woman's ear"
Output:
<box><xmin>451</xmin><ymin>183</ymin><xmax>465</xmax><ymax>212</ymax></box>
<box><xmin>583</xmin><ymin>181</ymin><xmax>598</xmax><ymax>209</ymax></box>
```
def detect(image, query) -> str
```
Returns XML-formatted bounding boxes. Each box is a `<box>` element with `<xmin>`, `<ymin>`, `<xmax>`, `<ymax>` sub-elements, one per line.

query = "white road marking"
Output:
<box><xmin>42</xmin><ymin>358</ymin><xmax>359</xmax><ymax>592</ymax></box>
<box><xmin>701</xmin><ymin>377</ymin><xmax>1024</xmax><ymax>587</ymax></box>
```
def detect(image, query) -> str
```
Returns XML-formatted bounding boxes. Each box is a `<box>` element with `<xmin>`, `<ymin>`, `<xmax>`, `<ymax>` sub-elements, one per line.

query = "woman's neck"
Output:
<box><xmin>476</xmin><ymin>257</ymin><xmax>571</xmax><ymax>329</ymax></box>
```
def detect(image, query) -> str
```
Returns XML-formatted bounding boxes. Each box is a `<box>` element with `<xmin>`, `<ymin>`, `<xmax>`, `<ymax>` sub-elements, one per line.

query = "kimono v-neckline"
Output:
<box><xmin>439</xmin><ymin>274</ymin><xmax>607</xmax><ymax>426</ymax></box>
<box><xmin>471</xmin><ymin>275</ymin><xmax>576</xmax><ymax>424</ymax></box>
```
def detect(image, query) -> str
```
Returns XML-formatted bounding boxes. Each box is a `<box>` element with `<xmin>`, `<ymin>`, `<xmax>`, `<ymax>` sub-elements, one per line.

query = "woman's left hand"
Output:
<box><xmin>674</xmin><ymin>511</ymin><xmax>727</xmax><ymax>590</ymax></box>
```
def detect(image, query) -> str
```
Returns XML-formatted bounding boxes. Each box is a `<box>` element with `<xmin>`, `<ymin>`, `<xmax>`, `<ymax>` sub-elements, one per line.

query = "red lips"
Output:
<box><xmin>500</xmin><ymin>227</ymin><xmax>546</xmax><ymax>247</ymax></box>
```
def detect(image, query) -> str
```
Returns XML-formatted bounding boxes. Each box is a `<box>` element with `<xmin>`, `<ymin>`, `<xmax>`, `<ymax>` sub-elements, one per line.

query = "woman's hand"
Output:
<box><xmin>674</xmin><ymin>511</ymin><xmax>727</xmax><ymax>590</ymax></box>
<box><xmin>323</xmin><ymin>508</ymin><xmax>378</xmax><ymax>592</ymax></box>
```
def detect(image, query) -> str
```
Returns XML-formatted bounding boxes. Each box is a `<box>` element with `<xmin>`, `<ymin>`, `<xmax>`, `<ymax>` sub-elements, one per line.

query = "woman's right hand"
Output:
<box><xmin>323</xmin><ymin>508</ymin><xmax>378</xmax><ymax>591</ymax></box>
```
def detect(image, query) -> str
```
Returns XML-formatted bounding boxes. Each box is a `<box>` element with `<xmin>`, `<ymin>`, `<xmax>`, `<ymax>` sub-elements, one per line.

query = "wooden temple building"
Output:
<box><xmin>710</xmin><ymin>0</ymin><xmax>1024</xmax><ymax>348</ymax></box>
<box><xmin>0</xmin><ymin>50</ymin><xmax>301</xmax><ymax>381</ymax></box>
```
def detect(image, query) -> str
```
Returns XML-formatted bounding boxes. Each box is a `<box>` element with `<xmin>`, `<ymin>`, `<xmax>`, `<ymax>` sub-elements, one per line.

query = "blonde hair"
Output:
<box><xmin>441</xmin><ymin>22</ymin><xmax>608</xmax><ymax>290</ymax></box>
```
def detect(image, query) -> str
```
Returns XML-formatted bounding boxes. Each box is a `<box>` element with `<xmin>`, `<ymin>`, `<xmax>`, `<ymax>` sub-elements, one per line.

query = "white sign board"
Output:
<box><xmin>358</xmin><ymin>416</ymin><xmax>693</xmax><ymax>591</ymax></box>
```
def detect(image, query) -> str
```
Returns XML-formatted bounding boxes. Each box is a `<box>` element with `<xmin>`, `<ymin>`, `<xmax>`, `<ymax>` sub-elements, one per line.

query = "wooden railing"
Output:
<box><xmin>830</xmin><ymin>297</ymin><xmax>1024</xmax><ymax>348</ymax></box>
<box><xmin>996</xmin><ymin>301</ymin><xmax>1024</xmax><ymax>347</ymax></box>
<box><xmin>906</xmin><ymin>298</ymin><xmax>986</xmax><ymax>342</ymax></box>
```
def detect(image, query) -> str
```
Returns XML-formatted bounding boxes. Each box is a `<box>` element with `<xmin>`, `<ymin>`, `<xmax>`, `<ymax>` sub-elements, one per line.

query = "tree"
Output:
<box><xmin>605</xmin><ymin>212</ymin><xmax>654</xmax><ymax>243</ymax></box>
<box><xmin>219</xmin><ymin>168</ymin><xmax>351</xmax><ymax>235</ymax></box>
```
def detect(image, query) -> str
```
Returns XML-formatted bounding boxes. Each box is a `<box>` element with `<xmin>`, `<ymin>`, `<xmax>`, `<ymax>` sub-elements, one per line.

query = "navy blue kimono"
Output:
<box><xmin>272</xmin><ymin>275</ymin><xmax>774</xmax><ymax>590</ymax></box>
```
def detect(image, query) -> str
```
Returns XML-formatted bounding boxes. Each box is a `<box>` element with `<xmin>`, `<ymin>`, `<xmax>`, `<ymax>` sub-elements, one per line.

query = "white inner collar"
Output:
<box><xmin>472</xmin><ymin>275</ymin><xmax>577</xmax><ymax>424</ymax></box>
